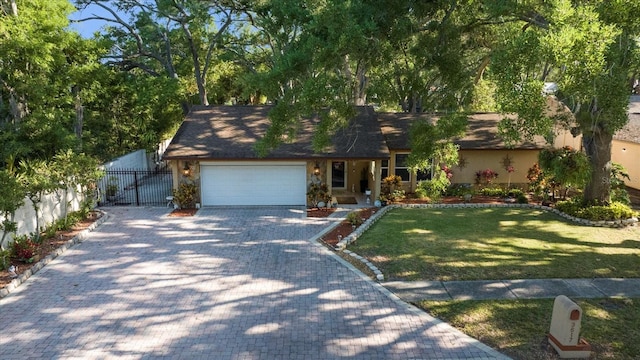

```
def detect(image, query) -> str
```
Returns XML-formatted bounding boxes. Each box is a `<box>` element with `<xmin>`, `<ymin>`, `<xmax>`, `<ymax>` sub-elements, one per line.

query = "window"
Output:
<box><xmin>381</xmin><ymin>160</ymin><xmax>389</xmax><ymax>179</ymax></box>
<box><xmin>416</xmin><ymin>168</ymin><xmax>432</xmax><ymax>181</ymax></box>
<box><xmin>416</xmin><ymin>160</ymin><xmax>433</xmax><ymax>181</ymax></box>
<box><xmin>394</xmin><ymin>154</ymin><xmax>410</xmax><ymax>182</ymax></box>
<box><xmin>331</xmin><ymin>161</ymin><xmax>346</xmax><ymax>188</ymax></box>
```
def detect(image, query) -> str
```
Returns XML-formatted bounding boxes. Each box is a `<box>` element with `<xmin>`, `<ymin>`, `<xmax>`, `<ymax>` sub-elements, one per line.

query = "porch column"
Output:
<box><xmin>372</xmin><ymin>160</ymin><xmax>382</xmax><ymax>201</ymax></box>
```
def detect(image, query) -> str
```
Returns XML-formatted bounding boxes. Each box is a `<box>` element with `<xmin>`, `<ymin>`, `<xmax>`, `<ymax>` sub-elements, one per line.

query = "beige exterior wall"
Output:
<box><xmin>454</xmin><ymin>150</ymin><xmax>539</xmax><ymax>187</ymax></box>
<box><xmin>387</xmin><ymin>149</ymin><xmax>541</xmax><ymax>192</ymax></box>
<box><xmin>612</xmin><ymin>140</ymin><xmax>640</xmax><ymax>190</ymax></box>
<box><xmin>552</xmin><ymin>127</ymin><xmax>582</xmax><ymax>149</ymax></box>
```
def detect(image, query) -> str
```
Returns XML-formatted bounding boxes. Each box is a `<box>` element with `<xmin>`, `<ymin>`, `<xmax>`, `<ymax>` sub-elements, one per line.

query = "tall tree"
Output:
<box><xmin>487</xmin><ymin>0</ymin><xmax>640</xmax><ymax>204</ymax></box>
<box><xmin>75</xmin><ymin>0</ymin><xmax>249</xmax><ymax>105</ymax></box>
<box><xmin>0</xmin><ymin>0</ymin><xmax>85</xmax><ymax>167</ymax></box>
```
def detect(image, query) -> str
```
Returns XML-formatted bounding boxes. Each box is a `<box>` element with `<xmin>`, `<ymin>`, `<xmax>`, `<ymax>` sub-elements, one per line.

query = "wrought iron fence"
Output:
<box><xmin>98</xmin><ymin>169</ymin><xmax>173</xmax><ymax>206</ymax></box>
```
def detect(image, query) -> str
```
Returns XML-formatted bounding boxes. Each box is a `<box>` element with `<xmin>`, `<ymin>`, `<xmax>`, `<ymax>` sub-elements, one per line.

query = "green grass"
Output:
<box><xmin>419</xmin><ymin>298</ymin><xmax>640</xmax><ymax>360</ymax></box>
<box><xmin>349</xmin><ymin>208</ymin><xmax>640</xmax><ymax>281</ymax></box>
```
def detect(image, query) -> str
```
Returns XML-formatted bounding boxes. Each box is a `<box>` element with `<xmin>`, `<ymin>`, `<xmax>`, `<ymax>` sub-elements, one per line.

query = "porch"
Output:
<box><xmin>330</xmin><ymin>189</ymin><xmax>375</xmax><ymax>209</ymax></box>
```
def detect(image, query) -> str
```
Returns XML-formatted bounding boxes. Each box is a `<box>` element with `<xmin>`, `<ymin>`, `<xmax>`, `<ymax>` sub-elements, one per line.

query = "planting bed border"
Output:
<box><xmin>0</xmin><ymin>210</ymin><xmax>109</xmax><ymax>299</ymax></box>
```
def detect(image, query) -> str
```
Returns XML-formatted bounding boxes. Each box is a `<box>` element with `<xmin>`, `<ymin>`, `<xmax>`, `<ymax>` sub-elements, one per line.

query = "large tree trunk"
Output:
<box><xmin>582</xmin><ymin>128</ymin><xmax>612</xmax><ymax>204</ymax></box>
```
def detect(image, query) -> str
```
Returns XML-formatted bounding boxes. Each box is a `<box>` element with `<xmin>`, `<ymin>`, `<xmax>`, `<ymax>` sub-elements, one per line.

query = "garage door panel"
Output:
<box><xmin>201</xmin><ymin>163</ymin><xmax>306</xmax><ymax>206</ymax></box>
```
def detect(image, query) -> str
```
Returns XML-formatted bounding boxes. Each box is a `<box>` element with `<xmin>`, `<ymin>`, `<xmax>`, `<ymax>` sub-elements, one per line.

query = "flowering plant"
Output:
<box><xmin>475</xmin><ymin>168</ymin><xmax>499</xmax><ymax>186</ymax></box>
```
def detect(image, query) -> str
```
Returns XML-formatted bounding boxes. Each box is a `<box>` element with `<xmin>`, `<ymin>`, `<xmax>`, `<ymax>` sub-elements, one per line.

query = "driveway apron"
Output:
<box><xmin>0</xmin><ymin>207</ymin><xmax>508</xmax><ymax>360</ymax></box>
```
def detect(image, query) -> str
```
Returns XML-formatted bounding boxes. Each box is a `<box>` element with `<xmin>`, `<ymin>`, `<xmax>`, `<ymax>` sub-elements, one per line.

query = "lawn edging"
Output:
<box><xmin>0</xmin><ymin>210</ymin><xmax>109</xmax><ymax>300</ymax></box>
<box><xmin>335</xmin><ymin>203</ymin><xmax>639</xmax><ymax>280</ymax></box>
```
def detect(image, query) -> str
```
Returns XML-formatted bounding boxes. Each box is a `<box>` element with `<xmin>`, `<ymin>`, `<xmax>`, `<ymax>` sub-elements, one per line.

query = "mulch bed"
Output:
<box><xmin>306</xmin><ymin>207</ymin><xmax>337</xmax><ymax>218</ymax></box>
<box><xmin>1</xmin><ymin>211</ymin><xmax>103</xmax><ymax>291</ymax></box>
<box><xmin>168</xmin><ymin>208</ymin><xmax>199</xmax><ymax>217</ymax></box>
<box><xmin>319</xmin><ymin>207</ymin><xmax>379</xmax><ymax>247</ymax></box>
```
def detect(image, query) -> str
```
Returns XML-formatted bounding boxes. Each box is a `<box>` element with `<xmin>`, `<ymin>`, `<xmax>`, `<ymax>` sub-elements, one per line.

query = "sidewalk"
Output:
<box><xmin>382</xmin><ymin>278</ymin><xmax>640</xmax><ymax>302</ymax></box>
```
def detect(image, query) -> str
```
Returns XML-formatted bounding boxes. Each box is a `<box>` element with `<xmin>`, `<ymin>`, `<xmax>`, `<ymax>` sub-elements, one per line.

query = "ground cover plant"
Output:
<box><xmin>348</xmin><ymin>207</ymin><xmax>640</xmax><ymax>281</ymax></box>
<box><xmin>419</xmin><ymin>298</ymin><xmax>639</xmax><ymax>360</ymax></box>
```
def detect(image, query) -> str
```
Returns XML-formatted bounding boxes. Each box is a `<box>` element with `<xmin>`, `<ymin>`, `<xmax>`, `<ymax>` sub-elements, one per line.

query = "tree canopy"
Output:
<box><xmin>1</xmin><ymin>0</ymin><xmax>639</xmax><ymax>204</ymax></box>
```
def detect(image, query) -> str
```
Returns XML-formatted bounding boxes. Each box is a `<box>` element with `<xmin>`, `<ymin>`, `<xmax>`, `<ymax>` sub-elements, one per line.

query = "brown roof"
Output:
<box><xmin>615</xmin><ymin>113</ymin><xmax>640</xmax><ymax>144</ymax></box>
<box><xmin>615</xmin><ymin>96</ymin><xmax>640</xmax><ymax>144</ymax></box>
<box><xmin>378</xmin><ymin>112</ymin><xmax>548</xmax><ymax>150</ymax></box>
<box><xmin>162</xmin><ymin>105</ymin><xmax>390</xmax><ymax>161</ymax></box>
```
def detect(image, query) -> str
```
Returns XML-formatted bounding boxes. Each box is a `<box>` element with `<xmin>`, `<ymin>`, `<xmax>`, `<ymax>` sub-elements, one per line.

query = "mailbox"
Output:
<box><xmin>548</xmin><ymin>295</ymin><xmax>591</xmax><ymax>358</ymax></box>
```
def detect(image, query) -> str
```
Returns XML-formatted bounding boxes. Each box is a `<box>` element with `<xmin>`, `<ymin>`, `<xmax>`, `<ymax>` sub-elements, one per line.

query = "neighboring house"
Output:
<box><xmin>612</xmin><ymin>98</ymin><xmax>640</xmax><ymax>190</ymax></box>
<box><xmin>163</xmin><ymin>105</ymin><xmax>577</xmax><ymax>207</ymax></box>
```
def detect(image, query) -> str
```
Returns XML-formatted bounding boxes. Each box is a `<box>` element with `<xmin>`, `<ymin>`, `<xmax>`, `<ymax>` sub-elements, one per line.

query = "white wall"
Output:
<box><xmin>1</xmin><ymin>187</ymin><xmax>84</xmax><ymax>248</ymax></box>
<box><xmin>104</xmin><ymin>149</ymin><xmax>149</xmax><ymax>170</ymax></box>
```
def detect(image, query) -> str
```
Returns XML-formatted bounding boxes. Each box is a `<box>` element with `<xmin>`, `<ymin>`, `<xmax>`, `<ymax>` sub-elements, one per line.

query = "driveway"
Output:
<box><xmin>0</xmin><ymin>207</ymin><xmax>508</xmax><ymax>359</ymax></box>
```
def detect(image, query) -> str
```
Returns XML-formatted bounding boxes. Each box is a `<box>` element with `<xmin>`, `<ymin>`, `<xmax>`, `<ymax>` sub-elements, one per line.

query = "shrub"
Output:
<box><xmin>516</xmin><ymin>193</ymin><xmax>529</xmax><ymax>204</ymax></box>
<box><xmin>346</xmin><ymin>212</ymin><xmax>363</xmax><ymax>227</ymax></box>
<box><xmin>0</xmin><ymin>248</ymin><xmax>11</xmax><ymax>270</ymax></box>
<box><xmin>172</xmin><ymin>183</ymin><xmax>198</xmax><ymax>208</ymax></box>
<box><xmin>479</xmin><ymin>187</ymin><xmax>506</xmax><ymax>197</ymax></box>
<box><xmin>475</xmin><ymin>168</ymin><xmax>498</xmax><ymax>186</ymax></box>
<box><xmin>445</xmin><ymin>183</ymin><xmax>472</xmax><ymax>197</ymax></box>
<box><xmin>307</xmin><ymin>182</ymin><xmax>331</xmax><ymax>208</ymax></box>
<box><xmin>12</xmin><ymin>236</ymin><xmax>38</xmax><ymax>261</ymax></box>
<box><xmin>556</xmin><ymin>198</ymin><xmax>637</xmax><ymax>221</ymax></box>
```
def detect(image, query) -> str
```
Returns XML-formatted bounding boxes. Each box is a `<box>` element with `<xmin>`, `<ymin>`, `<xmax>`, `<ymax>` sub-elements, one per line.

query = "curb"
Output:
<box><xmin>0</xmin><ymin>210</ymin><xmax>110</xmax><ymax>300</ymax></box>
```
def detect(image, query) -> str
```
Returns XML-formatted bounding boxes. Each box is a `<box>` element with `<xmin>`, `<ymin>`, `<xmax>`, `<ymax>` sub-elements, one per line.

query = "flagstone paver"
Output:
<box><xmin>0</xmin><ymin>206</ymin><xmax>508</xmax><ymax>360</ymax></box>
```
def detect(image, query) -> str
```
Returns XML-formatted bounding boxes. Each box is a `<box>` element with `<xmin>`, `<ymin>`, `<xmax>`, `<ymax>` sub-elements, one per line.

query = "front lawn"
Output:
<box><xmin>419</xmin><ymin>298</ymin><xmax>640</xmax><ymax>360</ymax></box>
<box><xmin>348</xmin><ymin>207</ymin><xmax>640</xmax><ymax>281</ymax></box>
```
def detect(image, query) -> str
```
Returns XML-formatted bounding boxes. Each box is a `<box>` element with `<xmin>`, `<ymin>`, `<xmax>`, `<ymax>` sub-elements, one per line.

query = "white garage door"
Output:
<box><xmin>200</xmin><ymin>162</ymin><xmax>307</xmax><ymax>206</ymax></box>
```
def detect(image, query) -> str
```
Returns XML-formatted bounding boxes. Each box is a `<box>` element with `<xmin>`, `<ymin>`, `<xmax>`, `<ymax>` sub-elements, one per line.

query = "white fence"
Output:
<box><xmin>1</xmin><ymin>187</ymin><xmax>84</xmax><ymax>248</ymax></box>
<box><xmin>1</xmin><ymin>143</ymin><xmax>172</xmax><ymax>249</ymax></box>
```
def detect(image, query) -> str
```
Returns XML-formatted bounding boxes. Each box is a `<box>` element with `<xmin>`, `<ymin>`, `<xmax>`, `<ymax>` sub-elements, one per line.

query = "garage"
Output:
<box><xmin>200</xmin><ymin>162</ymin><xmax>307</xmax><ymax>206</ymax></box>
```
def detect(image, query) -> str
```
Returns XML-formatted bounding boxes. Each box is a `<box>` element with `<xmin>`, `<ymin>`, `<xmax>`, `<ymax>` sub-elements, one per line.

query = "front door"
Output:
<box><xmin>331</xmin><ymin>161</ymin><xmax>346</xmax><ymax>189</ymax></box>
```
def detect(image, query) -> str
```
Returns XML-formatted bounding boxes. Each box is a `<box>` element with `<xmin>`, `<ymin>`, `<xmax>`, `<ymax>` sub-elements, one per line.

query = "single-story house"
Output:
<box><xmin>162</xmin><ymin>105</ymin><xmax>388</xmax><ymax>206</ymax></box>
<box><xmin>611</xmin><ymin>97</ymin><xmax>640</xmax><ymax>190</ymax></box>
<box><xmin>162</xmin><ymin>105</ymin><xmax>577</xmax><ymax>207</ymax></box>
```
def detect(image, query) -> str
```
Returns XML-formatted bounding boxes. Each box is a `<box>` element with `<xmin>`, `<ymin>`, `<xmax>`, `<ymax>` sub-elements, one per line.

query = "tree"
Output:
<box><xmin>488</xmin><ymin>0</ymin><xmax>640</xmax><ymax>204</ymax></box>
<box><xmin>0</xmin><ymin>170</ymin><xmax>25</xmax><ymax>251</ymax></box>
<box><xmin>80</xmin><ymin>68</ymin><xmax>183</xmax><ymax>161</ymax></box>
<box><xmin>18</xmin><ymin>159</ymin><xmax>56</xmax><ymax>241</ymax></box>
<box><xmin>0</xmin><ymin>0</ymin><xmax>102</xmax><ymax>167</ymax></box>
<box><xmin>75</xmin><ymin>0</ymin><xmax>249</xmax><ymax>105</ymax></box>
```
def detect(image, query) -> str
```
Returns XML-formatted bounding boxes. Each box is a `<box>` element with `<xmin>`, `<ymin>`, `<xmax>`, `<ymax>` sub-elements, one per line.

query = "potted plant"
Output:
<box><xmin>105</xmin><ymin>176</ymin><xmax>118</xmax><ymax>201</ymax></box>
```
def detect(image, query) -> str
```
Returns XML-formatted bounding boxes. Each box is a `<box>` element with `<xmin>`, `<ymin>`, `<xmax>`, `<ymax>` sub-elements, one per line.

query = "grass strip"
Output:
<box><xmin>418</xmin><ymin>298</ymin><xmax>639</xmax><ymax>360</ymax></box>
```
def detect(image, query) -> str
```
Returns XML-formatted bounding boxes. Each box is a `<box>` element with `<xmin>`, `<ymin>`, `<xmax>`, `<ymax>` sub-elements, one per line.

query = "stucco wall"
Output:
<box><xmin>1</xmin><ymin>187</ymin><xmax>84</xmax><ymax>247</ymax></box>
<box><xmin>387</xmin><ymin>149</ymin><xmax>540</xmax><ymax>192</ymax></box>
<box><xmin>453</xmin><ymin>149</ymin><xmax>540</xmax><ymax>187</ymax></box>
<box><xmin>104</xmin><ymin>149</ymin><xmax>149</xmax><ymax>170</ymax></box>
<box><xmin>612</xmin><ymin>140</ymin><xmax>640</xmax><ymax>190</ymax></box>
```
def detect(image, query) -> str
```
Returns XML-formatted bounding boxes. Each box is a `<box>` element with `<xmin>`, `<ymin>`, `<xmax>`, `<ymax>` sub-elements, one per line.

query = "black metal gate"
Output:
<box><xmin>98</xmin><ymin>169</ymin><xmax>173</xmax><ymax>206</ymax></box>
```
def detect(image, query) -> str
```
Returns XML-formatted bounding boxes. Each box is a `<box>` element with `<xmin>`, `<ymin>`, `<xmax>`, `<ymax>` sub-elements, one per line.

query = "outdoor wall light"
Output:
<box><xmin>182</xmin><ymin>162</ymin><xmax>191</xmax><ymax>176</ymax></box>
<box><xmin>313</xmin><ymin>162</ymin><xmax>321</xmax><ymax>175</ymax></box>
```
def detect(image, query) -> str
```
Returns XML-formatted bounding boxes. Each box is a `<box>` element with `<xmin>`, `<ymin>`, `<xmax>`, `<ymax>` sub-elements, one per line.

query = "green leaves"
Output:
<box><xmin>408</xmin><ymin>113</ymin><xmax>467</xmax><ymax>173</ymax></box>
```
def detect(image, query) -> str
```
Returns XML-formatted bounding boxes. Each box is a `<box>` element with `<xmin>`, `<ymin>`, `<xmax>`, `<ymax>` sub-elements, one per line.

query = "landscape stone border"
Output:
<box><xmin>0</xmin><ymin>210</ymin><xmax>109</xmax><ymax>299</ymax></box>
<box><xmin>336</xmin><ymin>203</ymin><xmax>639</xmax><ymax>281</ymax></box>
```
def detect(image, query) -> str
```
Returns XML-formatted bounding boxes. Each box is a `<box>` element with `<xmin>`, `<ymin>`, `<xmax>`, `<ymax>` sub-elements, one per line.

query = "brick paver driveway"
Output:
<box><xmin>1</xmin><ymin>207</ymin><xmax>508</xmax><ymax>359</ymax></box>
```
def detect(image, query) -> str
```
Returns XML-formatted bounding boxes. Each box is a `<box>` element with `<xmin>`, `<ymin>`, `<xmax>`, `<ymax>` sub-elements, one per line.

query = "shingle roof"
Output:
<box><xmin>615</xmin><ymin>96</ymin><xmax>640</xmax><ymax>144</ymax></box>
<box><xmin>162</xmin><ymin>105</ymin><xmax>390</xmax><ymax>161</ymax></box>
<box><xmin>615</xmin><ymin>113</ymin><xmax>640</xmax><ymax>144</ymax></box>
<box><xmin>378</xmin><ymin>113</ymin><xmax>548</xmax><ymax>150</ymax></box>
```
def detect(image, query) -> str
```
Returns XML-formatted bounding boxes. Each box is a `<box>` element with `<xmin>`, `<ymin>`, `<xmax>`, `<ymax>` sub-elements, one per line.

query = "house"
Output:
<box><xmin>162</xmin><ymin>105</ymin><xmax>388</xmax><ymax>206</ymax></box>
<box><xmin>611</xmin><ymin>97</ymin><xmax>640</xmax><ymax>190</ymax></box>
<box><xmin>163</xmin><ymin>105</ymin><xmax>577</xmax><ymax>207</ymax></box>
